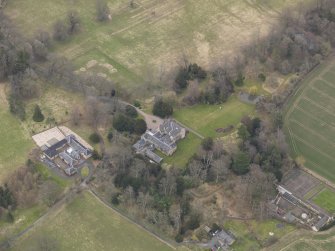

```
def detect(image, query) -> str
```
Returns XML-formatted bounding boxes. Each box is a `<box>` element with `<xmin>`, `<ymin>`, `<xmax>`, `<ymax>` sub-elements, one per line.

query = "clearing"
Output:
<box><xmin>5</xmin><ymin>0</ymin><xmax>301</xmax><ymax>97</ymax></box>
<box><xmin>284</xmin><ymin>57</ymin><xmax>335</xmax><ymax>183</ymax></box>
<box><xmin>11</xmin><ymin>191</ymin><xmax>175</xmax><ymax>251</ymax></box>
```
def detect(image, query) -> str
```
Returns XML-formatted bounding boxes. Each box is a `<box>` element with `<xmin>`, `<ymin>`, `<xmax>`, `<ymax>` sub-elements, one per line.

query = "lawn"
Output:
<box><xmin>163</xmin><ymin>132</ymin><xmax>202</xmax><ymax>168</ymax></box>
<box><xmin>0</xmin><ymin>95</ymin><xmax>33</xmax><ymax>182</ymax></box>
<box><xmin>174</xmin><ymin>96</ymin><xmax>255</xmax><ymax>138</ymax></box>
<box><xmin>284</xmin><ymin>59</ymin><xmax>335</xmax><ymax>183</ymax></box>
<box><xmin>11</xmin><ymin>191</ymin><xmax>174</xmax><ymax>251</ymax></box>
<box><xmin>5</xmin><ymin>0</ymin><xmax>301</xmax><ymax>97</ymax></box>
<box><xmin>312</xmin><ymin>188</ymin><xmax>335</xmax><ymax>215</ymax></box>
<box><xmin>224</xmin><ymin>219</ymin><xmax>295</xmax><ymax>251</ymax></box>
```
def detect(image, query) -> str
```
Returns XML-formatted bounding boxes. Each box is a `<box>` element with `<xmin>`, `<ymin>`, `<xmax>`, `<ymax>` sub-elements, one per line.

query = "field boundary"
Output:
<box><xmin>89</xmin><ymin>189</ymin><xmax>177</xmax><ymax>250</ymax></box>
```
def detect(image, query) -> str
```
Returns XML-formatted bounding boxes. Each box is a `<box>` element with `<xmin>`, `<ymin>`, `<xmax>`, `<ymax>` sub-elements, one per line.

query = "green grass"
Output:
<box><xmin>224</xmin><ymin>220</ymin><xmax>260</xmax><ymax>251</ymax></box>
<box><xmin>0</xmin><ymin>100</ymin><xmax>33</xmax><ymax>182</ymax></box>
<box><xmin>284</xmin><ymin>59</ymin><xmax>335</xmax><ymax>183</ymax></box>
<box><xmin>35</xmin><ymin>162</ymin><xmax>72</xmax><ymax>189</ymax></box>
<box><xmin>249</xmin><ymin>220</ymin><xmax>295</xmax><ymax>244</ymax></box>
<box><xmin>174</xmin><ymin>96</ymin><xmax>255</xmax><ymax>138</ymax></box>
<box><xmin>5</xmin><ymin>0</ymin><xmax>300</xmax><ymax>97</ymax></box>
<box><xmin>303</xmin><ymin>183</ymin><xmax>324</xmax><ymax>200</ymax></box>
<box><xmin>163</xmin><ymin>132</ymin><xmax>202</xmax><ymax>168</ymax></box>
<box><xmin>312</xmin><ymin>188</ymin><xmax>335</xmax><ymax>215</ymax></box>
<box><xmin>267</xmin><ymin>226</ymin><xmax>335</xmax><ymax>251</ymax></box>
<box><xmin>11</xmin><ymin>191</ymin><xmax>174</xmax><ymax>251</ymax></box>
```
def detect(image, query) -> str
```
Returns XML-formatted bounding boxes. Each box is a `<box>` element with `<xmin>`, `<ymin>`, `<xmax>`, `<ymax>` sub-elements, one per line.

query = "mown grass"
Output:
<box><xmin>284</xmin><ymin>59</ymin><xmax>335</xmax><ymax>183</ymax></box>
<box><xmin>223</xmin><ymin>219</ymin><xmax>295</xmax><ymax>251</ymax></box>
<box><xmin>163</xmin><ymin>132</ymin><xmax>202</xmax><ymax>168</ymax></box>
<box><xmin>11</xmin><ymin>191</ymin><xmax>174</xmax><ymax>251</ymax></box>
<box><xmin>312</xmin><ymin>188</ymin><xmax>335</xmax><ymax>215</ymax></box>
<box><xmin>174</xmin><ymin>96</ymin><xmax>255</xmax><ymax>138</ymax></box>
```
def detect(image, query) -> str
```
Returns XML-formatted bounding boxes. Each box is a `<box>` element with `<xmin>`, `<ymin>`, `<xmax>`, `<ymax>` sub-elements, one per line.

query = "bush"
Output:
<box><xmin>111</xmin><ymin>193</ymin><xmax>121</xmax><ymax>205</ymax></box>
<box><xmin>258</xmin><ymin>73</ymin><xmax>266</xmax><ymax>82</ymax></box>
<box><xmin>89</xmin><ymin>132</ymin><xmax>100</xmax><ymax>144</ymax></box>
<box><xmin>133</xmin><ymin>100</ymin><xmax>141</xmax><ymax>108</ymax></box>
<box><xmin>107</xmin><ymin>131</ymin><xmax>113</xmax><ymax>142</ymax></box>
<box><xmin>125</xmin><ymin>105</ymin><xmax>138</xmax><ymax>118</ymax></box>
<box><xmin>32</xmin><ymin>105</ymin><xmax>44</xmax><ymax>122</ymax></box>
<box><xmin>232</xmin><ymin>151</ymin><xmax>250</xmax><ymax>175</ymax></box>
<box><xmin>175</xmin><ymin>234</ymin><xmax>183</xmax><ymax>243</ymax></box>
<box><xmin>134</xmin><ymin>119</ymin><xmax>147</xmax><ymax>134</ymax></box>
<box><xmin>201</xmin><ymin>137</ymin><xmax>214</xmax><ymax>151</ymax></box>
<box><xmin>234</xmin><ymin>72</ymin><xmax>245</xmax><ymax>86</ymax></box>
<box><xmin>113</xmin><ymin>113</ymin><xmax>135</xmax><ymax>133</ymax></box>
<box><xmin>92</xmin><ymin>149</ymin><xmax>102</xmax><ymax>160</ymax></box>
<box><xmin>152</xmin><ymin>99</ymin><xmax>173</xmax><ymax>118</ymax></box>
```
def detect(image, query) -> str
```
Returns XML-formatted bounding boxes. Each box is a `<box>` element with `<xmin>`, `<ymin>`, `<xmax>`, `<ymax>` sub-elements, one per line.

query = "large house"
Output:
<box><xmin>133</xmin><ymin>119</ymin><xmax>186</xmax><ymax>163</ymax></box>
<box><xmin>43</xmin><ymin>134</ymin><xmax>92</xmax><ymax>175</ymax></box>
<box><xmin>33</xmin><ymin>127</ymin><xmax>93</xmax><ymax>176</ymax></box>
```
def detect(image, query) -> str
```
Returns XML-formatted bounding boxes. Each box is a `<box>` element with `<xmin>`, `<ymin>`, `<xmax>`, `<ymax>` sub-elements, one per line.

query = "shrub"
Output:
<box><xmin>89</xmin><ymin>132</ymin><xmax>100</xmax><ymax>144</ymax></box>
<box><xmin>111</xmin><ymin>193</ymin><xmax>121</xmax><ymax>205</ymax></box>
<box><xmin>175</xmin><ymin>234</ymin><xmax>183</xmax><ymax>243</ymax></box>
<box><xmin>201</xmin><ymin>137</ymin><xmax>214</xmax><ymax>151</ymax></box>
<box><xmin>258</xmin><ymin>73</ymin><xmax>266</xmax><ymax>82</ymax></box>
<box><xmin>134</xmin><ymin>119</ymin><xmax>147</xmax><ymax>134</ymax></box>
<box><xmin>32</xmin><ymin>105</ymin><xmax>44</xmax><ymax>122</ymax></box>
<box><xmin>113</xmin><ymin>113</ymin><xmax>135</xmax><ymax>133</ymax></box>
<box><xmin>107</xmin><ymin>131</ymin><xmax>113</xmax><ymax>142</ymax></box>
<box><xmin>92</xmin><ymin>149</ymin><xmax>102</xmax><ymax>160</ymax></box>
<box><xmin>232</xmin><ymin>151</ymin><xmax>250</xmax><ymax>175</ymax></box>
<box><xmin>133</xmin><ymin>100</ymin><xmax>141</xmax><ymax>108</ymax></box>
<box><xmin>125</xmin><ymin>105</ymin><xmax>138</xmax><ymax>118</ymax></box>
<box><xmin>152</xmin><ymin>99</ymin><xmax>173</xmax><ymax>118</ymax></box>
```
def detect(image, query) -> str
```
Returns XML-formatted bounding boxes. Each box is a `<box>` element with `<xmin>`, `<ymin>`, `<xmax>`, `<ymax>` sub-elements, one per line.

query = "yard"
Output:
<box><xmin>11</xmin><ymin>191</ymin><xmax>175</xmax><ymax>251</ymax></box>
<box><xmin>5</xmin><ymin>0</ymin><xmax>301</xmax><ymax>98</ymax></box>
<box><xmin>0</xmin><ymin>85</ymin><xmax>34</xmax><ymax>182</ymax></box>
<box><xmin>174</xmin><ymin>96</ymin><xmax>255</xmax><ymax>138</ymax></box>
<box><xmin>284</xmin><ymin>58</ymin><xmax>335</xmax><ymax>183</ymax></box>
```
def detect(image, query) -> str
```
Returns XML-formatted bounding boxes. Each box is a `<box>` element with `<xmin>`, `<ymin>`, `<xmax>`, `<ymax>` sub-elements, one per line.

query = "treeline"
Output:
<box><xmin>172</xmin><ymin>0</ymin><xmax>335</xmax><ymax>107</ymax></box>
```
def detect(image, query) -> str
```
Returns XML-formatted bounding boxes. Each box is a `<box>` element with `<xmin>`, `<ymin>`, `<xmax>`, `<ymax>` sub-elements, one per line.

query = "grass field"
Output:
<box><xmin>264</xmin><ymin>227</ymin><xmax>335</xmax><ymax>251</ymax></box>
<box><xmin>11</xmin><ymin>191</ymin><xmax>174</xmax><ymax>251</ymax></box>
<box><xmin>224</xmin><ymin>219</ymin><xmax>295</xmax><ymax>251</ymax></box>
<box><xmin>312</xmin><ymin>188</ymin><xmax>335</xmax><ymax>215</ymax></box>
<box><xmin>174</xmin><ymin>96</ymin><xmax>255</xmax><ymax>138</ymax></box>
<box><xmin>0</xmin><ymin>86</ymin><xmax>33</xmax><ymax>182</ymax></box>
<box><xmin>284</xmin><ymin>58</ymin><xmax>335</xmax><ymax>183</ymax></box>
<box><xmin>5</xmin><ymin>0</ymin><xmax>300</xmax><ymax>97</ymax></box>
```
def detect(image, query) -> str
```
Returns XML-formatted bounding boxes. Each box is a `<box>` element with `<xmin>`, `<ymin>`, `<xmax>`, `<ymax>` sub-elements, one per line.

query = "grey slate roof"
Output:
<box><xmin>44</xmin><ymin>139</ymin><xmax>67</xmax><ymax>159</ymax></box>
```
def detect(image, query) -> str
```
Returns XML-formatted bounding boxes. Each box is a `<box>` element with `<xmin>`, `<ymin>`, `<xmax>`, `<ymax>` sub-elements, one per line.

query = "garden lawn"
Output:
<box><xmin>312</xmin><ymin>188</ymin><xmax>335</xmax><ymax>215</ymax></box>
<box><xmin>11</xmin><ymin>191</ymin><xmax>174</xmax><ymax>251</ymax></box>
<box><xmin>174</xmin><ymin>96</ymin><xmax>255</xmax><ymax>138</ymax></box>
<box><xmin>163</xmin><ymin>132</ymin><xmax>202</xmax><ymax>168</ymax></box>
